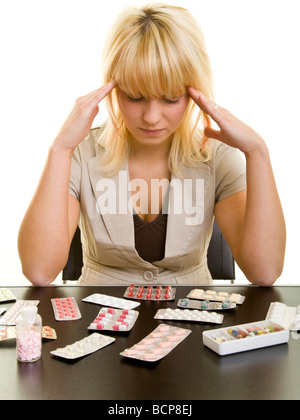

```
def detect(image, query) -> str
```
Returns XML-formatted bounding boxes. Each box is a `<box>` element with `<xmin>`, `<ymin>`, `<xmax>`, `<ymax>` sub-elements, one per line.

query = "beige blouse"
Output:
<box><xmin>69</xmin><ymin>126</ymin><xmax>246</xmax><ymax>285</ymax></box>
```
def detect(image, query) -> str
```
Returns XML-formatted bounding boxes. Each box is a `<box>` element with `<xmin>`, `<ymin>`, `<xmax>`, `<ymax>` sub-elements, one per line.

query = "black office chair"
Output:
<box><xmin>62</xmin><ymin>220</ymin><xmax>235</xmax><ymax>282</ymax></box>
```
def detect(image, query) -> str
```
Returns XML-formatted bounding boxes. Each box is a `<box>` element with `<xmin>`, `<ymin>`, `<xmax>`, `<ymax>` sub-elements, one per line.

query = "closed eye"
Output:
<box><xmin>127</xmin><ymin>96</ymin><xmax>145</xmax><ymax>103</ymax></box>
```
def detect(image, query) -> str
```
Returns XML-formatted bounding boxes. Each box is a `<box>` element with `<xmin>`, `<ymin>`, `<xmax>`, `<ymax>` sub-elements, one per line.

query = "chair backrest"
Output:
<box><xmin>62</xmin><ymin>220</ymin><xmax>235</xmax><ymax>281</ymax></box>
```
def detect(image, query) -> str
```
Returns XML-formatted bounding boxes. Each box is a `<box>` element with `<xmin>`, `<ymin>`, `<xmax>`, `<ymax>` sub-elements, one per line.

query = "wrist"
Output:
<box><xmin>49</xmin><ymin>138</ymin><xmax>75</xmax><ymax>159</ymax></box>
<box><xmin>244</xmin><ymin>136</ymin><xmax>269</xmax><ymax>159</ymax></box>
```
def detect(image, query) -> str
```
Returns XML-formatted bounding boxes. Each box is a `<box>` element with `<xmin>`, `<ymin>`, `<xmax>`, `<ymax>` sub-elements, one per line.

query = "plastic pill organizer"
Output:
<box><xmin>154</xmin><ymin>308</ymin><xmax>223</xmax><ymax>325</ymax></box>
<box><xmin>0</xmin><ymin>288</ymin><xmax>17</xmax><ymax>303</ymax></box>
<box><xmin>82</xmin><ymin>293</ymin><xmax>140</xmax><ymax>310</ymax></box>
<box><xmin>0</xmin><ymin>300</ymin><xmax>39</xmax><ymax>326</ymax></box>
<box><xmin>0</xmin><ymin>326</ymin><xmax>57</xmax><ymax>341</ymax></box>
<box><xmin>178</xmin><ymin>298</ymin><xmax>236</xmax><ymax>311</ymax></box>
<box><xmin>124</xmin><ymin>285</ymin><xmax>176</xmax><ymax>301</ymax></box>
<box><xmin>187</xmin><ymin>289</ymin><xmax>245</xmax><ymax>304</ymax></box>
<box><xmin>120</xmin><ymin>324</ymin><xmax>191</xmax><ymax>362</ymax></box>
<box><xmin>51</xmin><ymin>297</ymin><xmax>81</xmax><ymax>321</ymax></box>
<box><xmin>88</xmin><ymin>308</ymin><xmax>139</xmax><ymax>332</ymax></box>
<box><xmin>266</xmin><ymin>302</ymin><xmax>300</xmax><ymax>331</ymax></box>
<box><xmin>51</xmin><ymin>333</ymin><xmax>115</xmax><ymax>360</ymax></box>
<box><xmin>203</xmin><ymin>320</ymin><xmax>289</xmax><ymax>356</ymax></box>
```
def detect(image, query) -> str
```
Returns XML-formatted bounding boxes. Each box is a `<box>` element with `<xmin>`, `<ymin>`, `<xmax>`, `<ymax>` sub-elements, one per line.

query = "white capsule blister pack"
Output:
<box><xmin>266</xmin><ymin>302</ymin><xmax>300</xmax><ymax>331</ymax></box>
<box><xmin>51</xmin><ymin>333</ymin><xmax>115</xmax><ymax>360</ymax></box>
<box><xmin>187</xmin><ymin>289</ymin><xmax>245</xmax><ymax>304</ymax></box>
<box><xmin>0</xmin><ymin>300</ymin><xmax>39</xmax><ymax>326</ymax></box>
<box><xmin>82</xmin><ymin>294</ymin><xmax>140</xmax><ymax>310</ymax></box>
<box><xmin>154</xmin><ymin>308</ymin><xmax>223</xmax><ymax>324</ymax></box>
<box><xmin>178</xmin><ymin>298</ymin><xmax>236</xmax><ymax>311</ymax></box>
<box><xmin>120</xmin><ymin>324</ymin><xmax>191</xmax><ymax>362</ymax></box>
<box><xmin>0</xmin><ymin>288</ymin><xmax>17</xmax><ymax>303</ymax></box>
<box><xmin>88</xmin><ymin>308</ymin><xmax>139</xmax><ymax>332</ymax></box>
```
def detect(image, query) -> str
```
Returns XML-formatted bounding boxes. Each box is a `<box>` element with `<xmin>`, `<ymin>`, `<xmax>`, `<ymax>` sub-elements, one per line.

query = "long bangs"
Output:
<box><xmin>114</xmin><ymin>31</ymin><xmax>189</xmax><ymax>101</ymax></box>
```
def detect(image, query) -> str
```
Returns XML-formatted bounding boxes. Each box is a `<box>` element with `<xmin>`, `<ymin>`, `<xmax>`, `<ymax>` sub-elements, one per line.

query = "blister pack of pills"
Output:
<box><xmin>0</xmin><ymin>288</ymin><xmax>17</xmax><ymax>303</ymax></box>
<box><xmin>266</xmin><ymin>302</ymin><xmax>300</xmax><ymax>331</ymax></box>
<box><xmin>51</xmin><ymin>297</ymin><xmax>81</xmax><ymax>321</ymax></box>
<box><xmin>203</xmin><ymin>320</ymin><xmax>289</xmax><ymax>356</ymax></box>
<box><xmin>120</xmin><ymin>324</ymin><xmax>191</xmax><ymax>362</ymax></box>
<box><xmin>88</xmin><ymin>308</ymin><xmax>139</xmax><ymax>332</ymax></box>
<box><xmin>0</xmin><ymin>300</ymin><xmax>39</xmax><ymax>326</ymax></box>
<box><xmin>154</xmin><ymin>308</ymin><xmax>224</xmax><ymax>324</ymax></box>
<box><xmin>177</xmin><ymin>298</ymin><xmax>236</xmax><ymax>311</ymax></box>
<box><xmin>187</xmin><ymin>289</ymin><xmax>245</xmax><ymax>304</ymax></box>
<box><xmin>0</xmin><ymin>326</ymin><xmax>57</xmax><ymax>341</ymax></box>
<box><xmin>82</xmin><ymin>293</ymin><xmax>140</xmax><ymax>310</ymax></box>
<box><xmin>51</xmin><ymin>333</ymin><xmax>115</xmax><ymax>360</ymax></box>
<box><xmin>124</xmin><ymin>285</ymin><xmax>176</xmax><ymax>301</ymax></box>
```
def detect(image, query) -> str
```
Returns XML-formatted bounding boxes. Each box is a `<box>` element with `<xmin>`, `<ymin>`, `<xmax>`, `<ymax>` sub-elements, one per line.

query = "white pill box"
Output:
<box><xmin>203</xmin><ymin>320</ymin><xmax>289</xmax><ymax>356</ymax></box>
<box><xmin>266</xmin><ymin>302</ymin><xmax>300</xmax><ymax>331</ymax></box>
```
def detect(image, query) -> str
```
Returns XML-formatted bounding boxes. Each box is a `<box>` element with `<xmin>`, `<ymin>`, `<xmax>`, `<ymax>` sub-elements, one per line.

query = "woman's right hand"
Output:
<box><xmin>53</xmin><ymin>81</ymin><xmax>116</xmax><ymax>153</ymax></box>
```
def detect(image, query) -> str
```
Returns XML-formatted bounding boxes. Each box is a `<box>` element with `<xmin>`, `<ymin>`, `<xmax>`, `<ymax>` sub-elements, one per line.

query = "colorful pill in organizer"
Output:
<box><xmin>120</xmin><ymin>324</ymin><xmax>191</xmax><ymax>362</ymax></box>
<box><xmin>124</xmin><ymin>285</ymin><xmax>176</xmax><ymax>301</ymax></box>
<box><xmin>177</xmin><ymin>298</ymin><xmax>236</xmax><ymax>311</ymax></box>
<box><xmin>154</xmin><ymin>308</ymin><xmax>223</xmax><ymax>324</ymax></box>
<box><xmin>50</xmin><ymin>333</ymin><xmax>115</xmax><ymax>360</ymax></box>
<box><xmin>0</xmin><ymin>300</ymin><xmax>40</xmax><ymax>326</ymax></box>
<box><xmin>51</xmin><ymin>297</ymin><xmax>81</xmax><ymax>321</ymax></box>
<box><xmin>88</xmin><ymin>308</ymin><xmax>139</xmax><ymax>332</ymax></box>
<box><xmin>187</xmin><ymin>289</ymin><xmax>245</xmax><ymax>304</ymax></box>
<box><xmin>82</xmin><ymin>293</ymin><xmax>140</xmax><ymax>310</ymax></box>
<box><xmin>266</xmin><ymin>302</ymin><xmax>300</xmax><ymax>331</ymax></box>
<box><xmin>0</xmin><ymin>288</ymin><xmax>17</xmax><ymax>303</ymax></box>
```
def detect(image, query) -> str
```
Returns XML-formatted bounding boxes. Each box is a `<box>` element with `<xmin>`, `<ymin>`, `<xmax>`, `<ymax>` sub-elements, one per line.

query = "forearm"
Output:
<box><xmin>18</xmin><ymin>143</ymin><xmax>75</xmax><ymax>285</ymax></box>
<box><xmin>236</xmin><ymin>141</ymin><xmax>286</xmax><ymax>285</ymax></box>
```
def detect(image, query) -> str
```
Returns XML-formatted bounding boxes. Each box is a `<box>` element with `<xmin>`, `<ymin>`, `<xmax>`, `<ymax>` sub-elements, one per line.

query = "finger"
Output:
<box><xmin>87</xmin><ymin>80</ymin><xmax>117</xmax><ymax>103</ymax></box>
<box><xmin>204</xmin><ymin>126</ymin><xmax>222</xmax><ymax>141</ymax></box>
<box><xmin>188</xmin><ymin>87</ymin><xmax>221</xmax><ymax>121</ymax></box>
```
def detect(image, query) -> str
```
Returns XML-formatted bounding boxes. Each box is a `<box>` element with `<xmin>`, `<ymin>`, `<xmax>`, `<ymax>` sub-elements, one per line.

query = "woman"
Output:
<box><xmin>18</xmin><ymin>3</ymin><xmax>286</xmax><ymax>286</ymax></box>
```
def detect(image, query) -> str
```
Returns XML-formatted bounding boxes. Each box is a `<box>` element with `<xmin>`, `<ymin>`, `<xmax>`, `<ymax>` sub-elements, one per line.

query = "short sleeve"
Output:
<box><xmin>69</xmin><ymin>147</ymin><xmax>82</xmax><ymax>201</ymax></box>
<box><xmin>215</xmin><ymin>143</ymin><xmax>246</xmax><ymax>203</ymax></box>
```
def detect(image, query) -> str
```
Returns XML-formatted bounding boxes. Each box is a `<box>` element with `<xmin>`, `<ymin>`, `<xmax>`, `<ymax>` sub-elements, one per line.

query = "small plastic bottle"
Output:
<box><xmin>16</xmin><ymin>306</ymin><xmax>42</xmax><ymax>363</ymax></box>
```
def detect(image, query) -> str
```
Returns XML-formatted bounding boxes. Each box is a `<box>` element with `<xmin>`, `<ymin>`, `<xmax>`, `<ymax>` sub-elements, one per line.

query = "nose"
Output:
<box><xmin>142</xmin><ymin>99</ymin><xmax>161</xmax><ymax>127</ymax></box>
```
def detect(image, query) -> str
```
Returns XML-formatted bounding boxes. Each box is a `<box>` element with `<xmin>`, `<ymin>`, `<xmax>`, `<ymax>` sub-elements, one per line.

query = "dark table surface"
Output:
<box><xmin>0</xmin><ymin>285</ymin><xmax>300</xmax><ymax>401</ymax></box>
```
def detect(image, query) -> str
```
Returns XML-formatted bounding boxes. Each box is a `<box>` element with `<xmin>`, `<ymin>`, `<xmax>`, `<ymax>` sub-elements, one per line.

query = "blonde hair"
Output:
<box><xmin>99</xmin><ymin>3</ymin><xmax>213</xmax><ymax>177</ymax></box>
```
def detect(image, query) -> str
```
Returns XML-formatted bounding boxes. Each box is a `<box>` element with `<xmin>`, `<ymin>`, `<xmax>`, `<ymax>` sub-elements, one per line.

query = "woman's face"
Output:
<box><xmin>117</xmin><ymin>88</ymin><xmax>190</xmax><ymax>148</ymax></box>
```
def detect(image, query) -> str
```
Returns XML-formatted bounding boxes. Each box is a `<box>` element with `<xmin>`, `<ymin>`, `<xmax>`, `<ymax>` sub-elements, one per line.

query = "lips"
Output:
<box><xmin>140</xmin><ymin>128</ymin><xmax>165</xmax><ymax>136</ymax></box>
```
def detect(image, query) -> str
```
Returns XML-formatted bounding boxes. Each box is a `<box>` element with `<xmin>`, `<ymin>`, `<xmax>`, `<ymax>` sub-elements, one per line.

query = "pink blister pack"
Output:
<box><xmin>51</xmin><ymin>297</ymin><xmax>81</xmax><ymax>321</ymax></box>
<box><xmin>120</xmin><ymin>323</ymin><xmax>191</xmax><ymax>362</ymax></box>
<box><xmin>88</xmin><ymin>308</ymin><xmax>139</xmax><ymax>332</ymax></box>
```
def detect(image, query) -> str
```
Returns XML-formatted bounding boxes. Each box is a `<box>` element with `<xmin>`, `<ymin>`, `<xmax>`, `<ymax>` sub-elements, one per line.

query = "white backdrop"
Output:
<box><xmin>0</xmin><ymin>0</ymin><xmax>299</xmax><ymax>286</ymax></box>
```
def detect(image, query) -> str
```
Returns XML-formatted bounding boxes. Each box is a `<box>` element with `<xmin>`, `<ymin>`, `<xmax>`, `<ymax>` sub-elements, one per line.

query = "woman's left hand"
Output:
<box><xmin>188</xmin><ymin>86</ymin><xmax>264</xmax><ymax>155</ymax></box>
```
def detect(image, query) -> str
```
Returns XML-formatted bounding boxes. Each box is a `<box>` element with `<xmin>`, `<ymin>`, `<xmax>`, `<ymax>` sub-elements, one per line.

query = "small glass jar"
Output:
<box><xmin>16</xmin><ymin>306</ymin><xmax>42</xmax><ymax>363</ymax></box>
